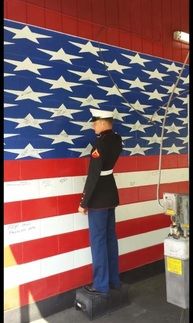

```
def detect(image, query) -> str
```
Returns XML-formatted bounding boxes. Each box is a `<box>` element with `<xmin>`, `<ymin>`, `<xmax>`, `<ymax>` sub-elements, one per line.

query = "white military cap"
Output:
<box><xmin>90</xmin><ymin>108</ymin><xmax>114</xmax><ymax>121</ymax></box>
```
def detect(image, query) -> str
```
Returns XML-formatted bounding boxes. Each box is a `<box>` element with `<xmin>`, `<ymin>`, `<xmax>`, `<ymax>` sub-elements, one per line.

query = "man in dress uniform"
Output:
<box><xmin>78</xmin><ymin>108</ymin><xmax>122</xmax><ymax>296</ymax></box>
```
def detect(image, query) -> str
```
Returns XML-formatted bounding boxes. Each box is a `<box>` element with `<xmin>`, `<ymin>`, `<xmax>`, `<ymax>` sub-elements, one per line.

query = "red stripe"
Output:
<box><xmin>9</xmin><ymin>229</ymin><xmax>89</xmax><ymax>264</ymax></box>
<box><xmin>4</xmin><ymin>157</ymin><xmax>89</xmax><ymax>181</ymax></box>
<box><xmin>4</xmin><ymin>195</ymin><xmax>76</xmax><ymax>224</ymax></box>
<box><xmin>119</xmin><ymin>244</ymin><xmax>164</xmax><ymax>272</ymax></box>
<box><xmin>19</xmin><ymin>264</ymin><xmax>93</xmax><ymax>306</ymax></box>
<box><xmin>8</xmin><ymin>214</ymin><xmax>169</xmax><ymax>264</ymax></box>
<box><xmin>4</xmin><ymin>194</ymin><xmax>81</xmax><ymax>224</ymax></box>
<box><xmin>4</xmin><ymin>154</ymin><xmax>188</xmax><ymax>181</ymax></box>
<box><xmin>18</xmin><ymin>244</ymin><xmax>164</xmax><ymax>307</ymax></box>
<box><xmin>119</xmin><ymin>181</ymin><xmax>189</xmax><ymax>205</ymax></box>
<box><xmin>116</xmin><ymin>214</ymin><xmax>170</xmax><ymax>239</ymax></box>
<box><xmin>4</xmin><ymin>181</ymin><xmax>188</xmax><ymax>224</ymax></box>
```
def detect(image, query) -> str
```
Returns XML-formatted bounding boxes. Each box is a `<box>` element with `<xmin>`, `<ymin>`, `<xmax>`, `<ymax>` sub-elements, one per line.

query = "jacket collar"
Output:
<box><xmin>100</xmin><ymin>129</ymin><xmax>113</xmax><ymax>136</ymax></box>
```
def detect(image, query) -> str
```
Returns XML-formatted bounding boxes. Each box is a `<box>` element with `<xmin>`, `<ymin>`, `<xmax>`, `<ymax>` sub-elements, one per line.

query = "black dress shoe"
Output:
<box><xmin>84</xmin><ymin>285</ymin><xmax>108</xmax><ymax>297</ymax></box>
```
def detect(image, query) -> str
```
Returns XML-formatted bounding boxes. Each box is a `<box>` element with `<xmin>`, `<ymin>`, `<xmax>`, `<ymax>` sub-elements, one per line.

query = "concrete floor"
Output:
<box><xmin>31</xmin><ymin>272</ymin><xmax>189</xmax><ymax>323</ymax></box>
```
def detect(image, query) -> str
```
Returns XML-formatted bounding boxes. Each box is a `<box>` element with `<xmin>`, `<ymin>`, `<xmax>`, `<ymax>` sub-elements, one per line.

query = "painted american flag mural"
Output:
<box><xmin>4</xmin><ymin>18</ymin><xmax>189</xmax><ymax>309</ymax></box>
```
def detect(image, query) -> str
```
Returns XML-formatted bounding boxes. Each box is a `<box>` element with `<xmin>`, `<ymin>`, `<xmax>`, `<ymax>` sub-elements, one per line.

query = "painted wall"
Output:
<box><xmin>4</xmin><ymin>0</ymin><xmax>189</xmax><ymax>62</ymax></box>
<box><xmin>4</xmin><ymin>0</ymin><xmax>189</xmax><ymax>314</ymax></box>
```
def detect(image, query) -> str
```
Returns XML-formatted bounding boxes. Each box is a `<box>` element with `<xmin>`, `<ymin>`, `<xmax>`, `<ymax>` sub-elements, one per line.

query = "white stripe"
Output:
<box><xmin>4</xmin><ymin>247</ymin><xmax>92</xmax><ymax>289</ymax></box>
<box><xmin>4</xmin><ymin>227</ymin><xmax>169</xmax><ymax>289</ymax></box>
<box><xmin>4</xmin><ymin>213</ymin><xmax>89</xmax><ymax>245</ymax></box>
<box><xmin>119</xmin><ymin>227</ymin><xmax>169</xmax><ymax>255</ymax></box>
<box><xmin>4</xmin><ymin>168</ymin><xmax>188</xmax><ymax>202</ymax></box>
<box><xmin>4</xmin><ymin>199</ymin><xmax>165</xmax><ymax>246</ymax></box>
<box><xmin>116</xmin><ymin>199</ymin><xmax>165</xmax><ymax>222</ymax></box>
<box><xmin>114</xmin><ymin>168</ymin><xmax>188</xmax><ymax>189</ymax></box>
<box><xmin>4</xmin><ymin>176</ymin><xmax>86</xmax><ymax>203</ymax></box>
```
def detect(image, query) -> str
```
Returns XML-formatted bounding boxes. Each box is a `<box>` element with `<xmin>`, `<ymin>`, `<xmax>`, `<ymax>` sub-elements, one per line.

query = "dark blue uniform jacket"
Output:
<box><xmin>80</xmin><ymin>129</ymin><xmax>122</xmax><ymax>209</ymax></box>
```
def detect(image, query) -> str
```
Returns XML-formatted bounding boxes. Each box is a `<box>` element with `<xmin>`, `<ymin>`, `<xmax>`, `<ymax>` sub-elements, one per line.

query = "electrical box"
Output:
<box><xmin>163</xmin><ymin>193</ymin><xmax>189</xmax><ymax>223</ymax></box>
<box><xmin>163</xmin><ymin>193</ymin><xmax>189</xmax><ymax>309</ymax></box>
<box><xmin>164</xmin><ymin>237</ymin><xmax>189</xmax><ymax>309</ymax></box>
<box><xmin>163</xmin><ymin>193</ymin><xmax>189</xmax><ymax>238</ymax></box>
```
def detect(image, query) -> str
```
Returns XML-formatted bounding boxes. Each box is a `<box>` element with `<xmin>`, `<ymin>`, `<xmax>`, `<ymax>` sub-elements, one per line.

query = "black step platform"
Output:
<box><xmin>74</xmin><ymin>283</ymin><xmax>129</xmax><ymax>320</ymax></box>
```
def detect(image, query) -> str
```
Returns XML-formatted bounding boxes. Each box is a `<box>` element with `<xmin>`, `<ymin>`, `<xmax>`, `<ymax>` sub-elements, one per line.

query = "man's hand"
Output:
<box><xmin>78</xmin><ymin>205</ymin><xmax>88</xmax><ymax>215</ymax></box>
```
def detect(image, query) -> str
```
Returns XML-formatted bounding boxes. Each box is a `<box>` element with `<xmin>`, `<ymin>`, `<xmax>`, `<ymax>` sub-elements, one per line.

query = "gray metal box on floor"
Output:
<box><xmin>74</xmin><ymin>283</ymin><xmax>129</xmax><ymax>320</ymax></box>
<box><xmin>164</xmin><ymin>237</ymin><xmax>189</xmax><ymax>309</ymax></box>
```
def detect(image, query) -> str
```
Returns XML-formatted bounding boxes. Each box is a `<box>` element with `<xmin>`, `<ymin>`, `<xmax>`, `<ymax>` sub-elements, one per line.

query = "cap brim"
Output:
<box><xmin>91</xmin><ymin>116</ymin><xmax>114</xmax><ymax>122</ymax></box>
<box><xmin>91</xmin><ymin>116</ymin><xmax>99</xmax><ymax>122</ymax></box>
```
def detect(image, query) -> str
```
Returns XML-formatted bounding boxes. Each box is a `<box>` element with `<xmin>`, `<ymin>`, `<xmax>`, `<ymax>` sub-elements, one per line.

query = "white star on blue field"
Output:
<box><xmin>4</xmin><ymin>19</ymin><xmax>189</xmax><ymax>160</ymax></box>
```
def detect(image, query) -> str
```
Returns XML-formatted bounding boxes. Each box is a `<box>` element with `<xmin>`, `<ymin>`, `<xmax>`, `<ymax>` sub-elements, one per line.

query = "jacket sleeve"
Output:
<box><xmin>80</xmin><ymin>144</ymin><xmax>103</xmax><ymax>208</ymax></box>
